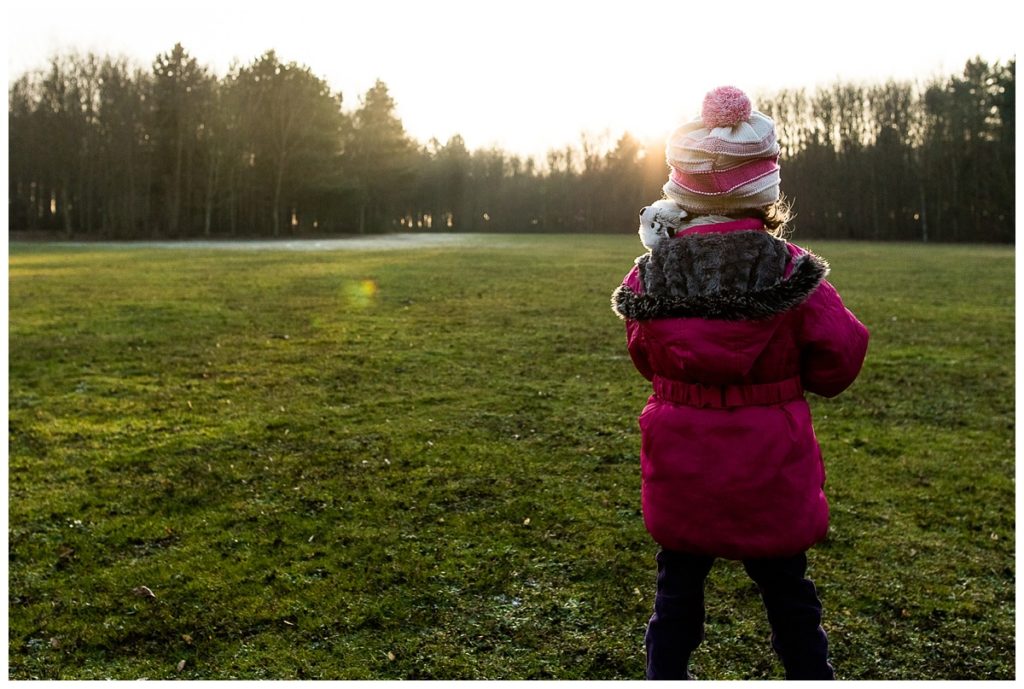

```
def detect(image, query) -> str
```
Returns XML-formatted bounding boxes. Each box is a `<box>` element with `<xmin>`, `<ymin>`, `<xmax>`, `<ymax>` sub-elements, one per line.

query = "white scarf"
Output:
<box><xmin>677</xmin><ymin>214</ymin><xmax>733</xmax><ymax>232</ymax></box>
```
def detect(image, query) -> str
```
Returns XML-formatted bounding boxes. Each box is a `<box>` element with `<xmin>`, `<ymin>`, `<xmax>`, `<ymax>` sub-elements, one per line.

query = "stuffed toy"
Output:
<box><xmin>638</xmin><ymin>199</ymin><xmax>689</xmax><ymax>251</ymax></box>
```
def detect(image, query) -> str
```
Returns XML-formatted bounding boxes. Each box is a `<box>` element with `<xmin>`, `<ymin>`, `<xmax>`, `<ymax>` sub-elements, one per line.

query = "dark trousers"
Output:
<box><xmin>645</xmin><ymin>549</ymin><xmax>835</xmax><ymax>680</ymax></box>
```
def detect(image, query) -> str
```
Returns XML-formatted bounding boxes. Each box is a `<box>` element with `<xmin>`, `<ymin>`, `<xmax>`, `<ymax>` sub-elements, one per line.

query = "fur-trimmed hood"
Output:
<box><xmin>612</xmin><ymin>229</ymin><xmax>829</xmax><ymax>321</ymax></box>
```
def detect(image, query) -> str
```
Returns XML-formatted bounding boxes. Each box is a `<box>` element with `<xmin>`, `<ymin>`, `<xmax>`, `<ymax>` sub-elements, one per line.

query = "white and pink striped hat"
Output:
<box><xmin>662</xmin><ymin>86</ymin><xmax>781</xmax><ymax>214</ymax></box>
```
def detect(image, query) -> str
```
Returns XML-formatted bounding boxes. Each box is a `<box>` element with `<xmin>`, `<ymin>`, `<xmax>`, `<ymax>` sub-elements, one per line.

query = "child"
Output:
<box><xmin>611</xmin><ymin>86</ymin><xmax>869</xmax><ymax>680</ymax></box>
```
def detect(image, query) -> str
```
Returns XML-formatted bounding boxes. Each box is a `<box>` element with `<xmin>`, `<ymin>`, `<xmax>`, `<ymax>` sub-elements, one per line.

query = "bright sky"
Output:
<box><xmin>5</xmin><ymin>0</ymin><xmax>1018</xmax><ymax>158</ymax></box>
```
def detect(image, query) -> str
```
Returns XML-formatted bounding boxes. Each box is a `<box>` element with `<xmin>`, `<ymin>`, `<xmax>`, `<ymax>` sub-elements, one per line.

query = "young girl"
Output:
<box><xmin>611</xmin><ymin>86</ymin><xmax>869</xmax><ymax>680</ymax></box>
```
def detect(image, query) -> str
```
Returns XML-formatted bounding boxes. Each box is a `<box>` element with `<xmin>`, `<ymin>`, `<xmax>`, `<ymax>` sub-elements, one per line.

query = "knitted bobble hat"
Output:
<box><xmin>663</xmin><ymin>86</ymin><xmax>781</xmax><ymax>214</ymax></box>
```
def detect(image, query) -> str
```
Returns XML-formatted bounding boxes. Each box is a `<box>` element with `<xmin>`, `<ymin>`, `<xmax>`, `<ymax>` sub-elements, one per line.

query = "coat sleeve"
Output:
<box><xmin>621</xmin><ymin>265</ymin><xmax>655</xmax><ymax>381</ymax></box>
<box><xmin>797</xmin><ymin>279</ymin><xmax>869</xmax><ymax>398</ymax></box>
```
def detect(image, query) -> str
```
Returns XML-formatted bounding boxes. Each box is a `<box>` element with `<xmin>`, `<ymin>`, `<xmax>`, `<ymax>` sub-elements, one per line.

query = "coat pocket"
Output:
<box><xmin>637</xmin><ymin>395</ymin><xmax>658</xmax><ymax>427</ymax></box>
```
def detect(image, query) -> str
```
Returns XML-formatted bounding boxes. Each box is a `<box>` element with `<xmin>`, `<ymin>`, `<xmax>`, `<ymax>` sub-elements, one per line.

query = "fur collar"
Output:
<box><xmin>612</xmin><ymin>230</ymin><xmax>829</xmax><ymax>321</ymax></box>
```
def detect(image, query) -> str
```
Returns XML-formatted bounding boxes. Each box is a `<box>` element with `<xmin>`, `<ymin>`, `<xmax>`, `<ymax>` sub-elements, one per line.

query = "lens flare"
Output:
<box><xmin>344</xmin><ymin>278</ymin><xmax>378</xmax><ymax>308</ymax></box>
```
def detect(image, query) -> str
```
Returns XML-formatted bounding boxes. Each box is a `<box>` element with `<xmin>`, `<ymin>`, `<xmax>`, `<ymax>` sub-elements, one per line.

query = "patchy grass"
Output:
<box><xmin>7</xmin><ymin>236</ymin><xmax>1014</xmax><ymax>680</ymax></box>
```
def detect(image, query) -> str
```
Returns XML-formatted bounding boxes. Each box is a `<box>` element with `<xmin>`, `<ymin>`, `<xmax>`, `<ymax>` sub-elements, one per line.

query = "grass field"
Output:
<box><xmin>7</xmin><ymin>235</ymin><xmax>1015</xmax><ymax>680</ymax></box>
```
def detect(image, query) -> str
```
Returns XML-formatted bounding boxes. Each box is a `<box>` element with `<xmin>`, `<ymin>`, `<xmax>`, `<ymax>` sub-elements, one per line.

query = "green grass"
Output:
<box><xmin>7</xmin><ymin>235</ymin><xmax>1014</xmax><ymax>680</ymax></box>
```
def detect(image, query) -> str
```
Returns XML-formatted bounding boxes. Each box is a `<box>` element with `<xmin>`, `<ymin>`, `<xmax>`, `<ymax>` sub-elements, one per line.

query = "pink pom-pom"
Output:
<box><xmin>701</xmin><ymin>86</ymin><xmax>752</xmax><ymax>129</ymax></box>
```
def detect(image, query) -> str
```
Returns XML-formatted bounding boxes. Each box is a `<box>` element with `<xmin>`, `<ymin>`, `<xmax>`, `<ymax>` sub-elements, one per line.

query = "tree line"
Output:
<box><xmin>8</xmin><ymin>46</ymin><xmax>1014</xmax><ymax>242</ymax></box>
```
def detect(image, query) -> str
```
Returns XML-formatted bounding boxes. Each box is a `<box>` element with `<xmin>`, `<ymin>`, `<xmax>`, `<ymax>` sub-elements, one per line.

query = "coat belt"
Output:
<box><xmin>652</xmin><ymin>375</ymin><xmax>803</xmax><ymax>408</ymax></box>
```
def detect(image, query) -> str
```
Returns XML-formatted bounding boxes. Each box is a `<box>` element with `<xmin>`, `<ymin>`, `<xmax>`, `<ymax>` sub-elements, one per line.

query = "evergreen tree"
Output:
<box><xmin>150</xmin><ymin>43</ymin><xmax>214</xmax><ymax>237</ymax></box>
<box><xmin>344</xmin><ymin>80</ymin><xmax>416</xmax><ymax>233</ymax></box>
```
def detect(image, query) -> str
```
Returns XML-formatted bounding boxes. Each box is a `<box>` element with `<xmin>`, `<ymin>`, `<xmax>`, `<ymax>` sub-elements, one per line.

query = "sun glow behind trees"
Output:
<box><xmin>7</xmin><ymin>42</ymin><xmax>1015</xmax><ymax>242</ymax></box>
<box><xmin>6</xmin><ymin>0</ymin><xmax>1019</xmax><ymax>159</ymax></box>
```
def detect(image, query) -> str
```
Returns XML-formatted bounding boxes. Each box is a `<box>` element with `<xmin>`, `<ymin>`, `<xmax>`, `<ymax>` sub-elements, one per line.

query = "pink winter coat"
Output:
<box><xmin>611</xmin><ymin>219</ymin><xmax>869</xmax><ymax>559</ymax></box>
